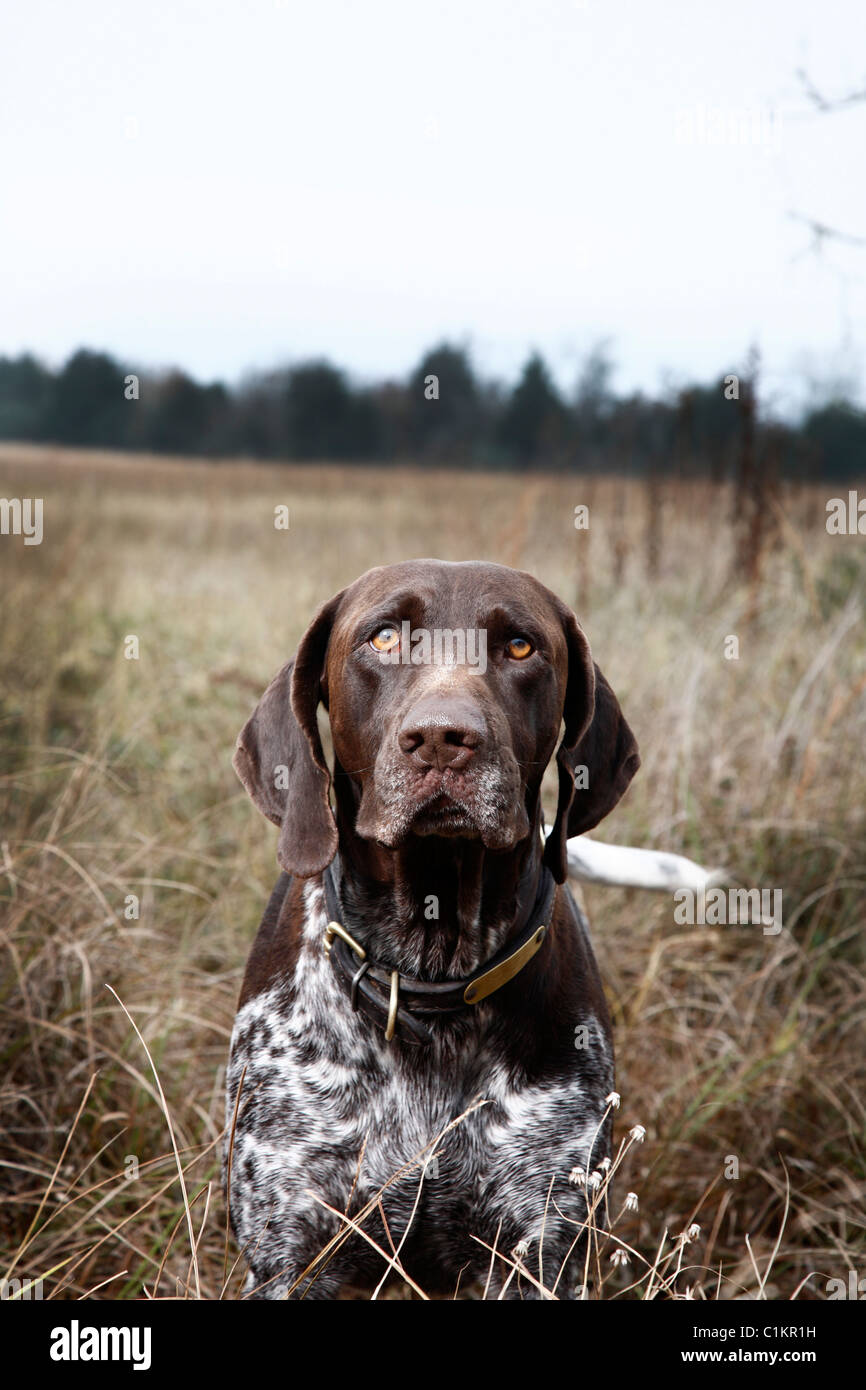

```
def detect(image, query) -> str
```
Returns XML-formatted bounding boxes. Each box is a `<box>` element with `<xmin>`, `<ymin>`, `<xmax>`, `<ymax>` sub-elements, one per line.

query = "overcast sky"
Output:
<box><xmin>2</xmin><ymin>0</ymin><xmax>864</xmax><ymax>415</ymax></box>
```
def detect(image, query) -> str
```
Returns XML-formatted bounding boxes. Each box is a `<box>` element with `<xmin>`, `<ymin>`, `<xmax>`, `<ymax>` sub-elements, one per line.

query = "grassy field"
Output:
<box><xmin>1</xmin><ymin>441</ymin><xmax>864</xmax><ymax>1300</ymax></box>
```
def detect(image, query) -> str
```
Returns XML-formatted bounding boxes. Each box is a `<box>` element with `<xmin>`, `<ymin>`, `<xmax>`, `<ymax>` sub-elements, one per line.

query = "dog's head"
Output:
<box><xmin>233</xmin><ymin>559</ymin><xmax>639</xmax><ymax>883</ymax></box>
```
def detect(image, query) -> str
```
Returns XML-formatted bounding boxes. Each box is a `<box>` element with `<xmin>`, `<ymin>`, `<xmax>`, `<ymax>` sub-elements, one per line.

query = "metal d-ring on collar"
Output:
<box><xmin>322</xmin><ymin>921</ymin><xmax>372</xmax><ymax>1012</ymax></box>
<box><xmin>385</xmin><ymin>969</ymin><xmax>400</xmax><ymax>1042</ymax></box>
<box><xmin>322</xmin><ymin>858</ymin><xmax>556</xmax><ymax>1046</ymax></box>
<box><xmin>324</xmin><ymin>913</ymin><xmax>404</xmax><ymax>1041</ymax></box>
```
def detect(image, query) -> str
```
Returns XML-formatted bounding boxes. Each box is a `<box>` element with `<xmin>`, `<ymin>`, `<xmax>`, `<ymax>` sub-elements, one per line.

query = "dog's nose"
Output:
<box><xmin>398</xmin><ymin>697</ymin><xmax>486</xmax><ymax>771</ymax></box>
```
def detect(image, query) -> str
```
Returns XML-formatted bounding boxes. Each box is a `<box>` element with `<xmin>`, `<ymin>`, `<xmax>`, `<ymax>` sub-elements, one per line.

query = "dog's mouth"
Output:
<box><xmin>356</xmin><ymin>749</ymin><xmax>528</xmax><ymax>852</ymax></box>
<box><xmin>409</xmin><ymin>793</ymin><xmax>481</xmax><ymax>839</ymax></box>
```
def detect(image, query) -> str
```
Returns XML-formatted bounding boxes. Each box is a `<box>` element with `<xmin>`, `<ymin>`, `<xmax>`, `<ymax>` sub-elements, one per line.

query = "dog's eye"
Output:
<box><xmin>370</xmin><ymin>624</ymin><xmax>401</xmax><ymax>653</ymax></box>
<box><xmin>505</xmin><ymin>637</ymin><xmax>533</xmax><ymax>660</ymax></box>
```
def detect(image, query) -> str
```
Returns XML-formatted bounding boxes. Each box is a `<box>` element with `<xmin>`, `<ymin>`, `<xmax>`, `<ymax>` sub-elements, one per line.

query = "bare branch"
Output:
<box><xmin>796</xmin><ymin>67</ymin><xmax>866</xmax><ymax>112</ymax></box>
<box><xmin>788</xmin><ymin>211</ymin><xmax>866</xmax><ymax>255</ymax></box>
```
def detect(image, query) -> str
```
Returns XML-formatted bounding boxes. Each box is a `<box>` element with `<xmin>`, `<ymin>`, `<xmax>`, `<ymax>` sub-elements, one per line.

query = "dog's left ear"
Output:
<box><xmin>543</xmin><ymin>605</ymin><xmax>640</xmax><ymax>883</ymax></box>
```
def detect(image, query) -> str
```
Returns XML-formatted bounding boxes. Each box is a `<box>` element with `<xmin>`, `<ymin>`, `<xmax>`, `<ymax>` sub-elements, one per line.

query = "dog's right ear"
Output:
<box><xmin>232</xmin><ymin>591</ymin><xmax>344</xmax><ymax>878</ymax></box>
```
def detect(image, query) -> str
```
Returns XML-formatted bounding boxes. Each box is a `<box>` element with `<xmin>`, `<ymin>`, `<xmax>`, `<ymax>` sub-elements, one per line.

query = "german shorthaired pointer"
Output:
<box><xmin>226</xmin><ymin>559</ymin><xmax>639</xmax><ymax>1298</ymax></box>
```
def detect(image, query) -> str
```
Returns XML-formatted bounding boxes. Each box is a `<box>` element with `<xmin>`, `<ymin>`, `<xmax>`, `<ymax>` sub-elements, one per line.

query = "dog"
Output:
<box><xmin>225</xmin><ymin>559</ymin><xmax>640</xmax><ymax>1298</ymax></box>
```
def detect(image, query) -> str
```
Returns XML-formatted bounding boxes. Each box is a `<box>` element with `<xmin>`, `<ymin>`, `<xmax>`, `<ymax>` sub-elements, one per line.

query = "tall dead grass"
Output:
<box><xmin>1</xmin><ymin>442</ymin><xmax>864</xmax><ymax>1299</ymax></box>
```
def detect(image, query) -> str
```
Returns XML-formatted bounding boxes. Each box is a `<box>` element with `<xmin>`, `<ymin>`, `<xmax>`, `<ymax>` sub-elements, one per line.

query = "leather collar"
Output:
<box><xmin>323</xmin><ymin>860</ymin><xmax>556</xmax><ymax>1046</ymax></box>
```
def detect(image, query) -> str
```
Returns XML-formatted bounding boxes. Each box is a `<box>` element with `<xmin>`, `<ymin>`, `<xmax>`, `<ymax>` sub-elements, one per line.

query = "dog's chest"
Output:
<box><xmin>229</xmin><ymin>967</ymin><xmax>507</xmax><ymax>1191</ymax></box>
<box><xmin>227</xmin><ymin>901</ymin><xmax>611</xmax><ymax>1234</ymax></box>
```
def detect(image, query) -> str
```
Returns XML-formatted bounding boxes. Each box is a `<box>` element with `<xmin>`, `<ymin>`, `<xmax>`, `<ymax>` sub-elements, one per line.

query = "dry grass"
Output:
<box><xmin>1</xmin><ymin>441</ymin><xmax>864</xmax><ymax>1300</ymax></box>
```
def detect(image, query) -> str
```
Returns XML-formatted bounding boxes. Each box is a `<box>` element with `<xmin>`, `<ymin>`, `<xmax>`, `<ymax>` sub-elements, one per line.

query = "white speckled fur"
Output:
<box><xmin>226</xmin><ymin>881</ymin><xmax>613</xmax><ymax>1299</ymax></box>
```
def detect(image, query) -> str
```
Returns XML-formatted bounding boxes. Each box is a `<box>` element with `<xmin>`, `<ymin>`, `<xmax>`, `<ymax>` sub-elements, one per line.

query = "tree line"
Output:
<box><xmin>0</xmin><ymin>342</ymin><xmax>863</xmax><ymax>480</ymax></box>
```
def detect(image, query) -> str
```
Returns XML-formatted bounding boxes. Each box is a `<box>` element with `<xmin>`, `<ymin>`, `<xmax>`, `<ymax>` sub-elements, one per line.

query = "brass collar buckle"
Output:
<box><xmin>324</xmin><ymin>920</ymin><xmax>372</xmax><ymax>1018</ymax></box>
<box><xmin>324</xmin><ymin>921</ymin><xmax>399</xmax><ymax>1042</ymax></box>
<box><xmin>324</xmin><ymin>920</ymin><xmax>366</xmax><ymax>961</ymax></box>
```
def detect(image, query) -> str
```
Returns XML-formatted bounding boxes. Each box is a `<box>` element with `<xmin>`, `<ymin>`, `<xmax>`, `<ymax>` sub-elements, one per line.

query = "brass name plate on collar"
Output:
<box><xmin>463</xmin><ymin>925</ymin><xmax>547</xmax><ymax>1005</ymax></box>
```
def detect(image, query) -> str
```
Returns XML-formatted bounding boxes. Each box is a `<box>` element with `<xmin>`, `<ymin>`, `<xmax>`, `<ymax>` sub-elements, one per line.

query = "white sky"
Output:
<box><xmin>2</xmin><ymin>0</ymin><xmax>865</xmax><ymax>415</ymax></box>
